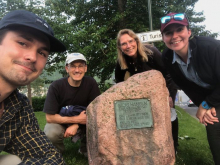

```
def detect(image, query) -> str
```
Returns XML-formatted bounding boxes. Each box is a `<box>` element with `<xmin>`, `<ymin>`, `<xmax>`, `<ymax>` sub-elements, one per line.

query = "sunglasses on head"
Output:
<box><xmin>160</xmin><ymin>13</ymin><xmax>187</xmax><ymax>24</ymax></box>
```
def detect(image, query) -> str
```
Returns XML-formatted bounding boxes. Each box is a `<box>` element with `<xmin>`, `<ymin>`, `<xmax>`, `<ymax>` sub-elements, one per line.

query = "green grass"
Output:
<box><xmin>175</xmin><ymin>106</ymin><xmax>214</xmax><ymax>165</ymax></box>
<box><xmin>34</xmin><ymin>112</ymin><xmax>88</xmax><ymax>165</ymax></box>
<box><xmin>35</xmin><ymin>111</ymin><xmax>47</xmax><ymax>130</ymax></box>
<box><xmin>1</xmin><ymin>107</ymin><xmax>214</xmax><ymax>165</ymax></box>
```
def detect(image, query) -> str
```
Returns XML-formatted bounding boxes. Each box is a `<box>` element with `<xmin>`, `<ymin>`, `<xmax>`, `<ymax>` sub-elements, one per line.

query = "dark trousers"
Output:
<box><xmin>171</xmin><ymin>89</ymin><xmax>179</xmax><ymax>153</ymax></box>
<box><xmin>206</xmin><ymin>106</ymin><xmax>220</xmax><ymax>165</ymax></box>
<box><xmin>172</xmin><ymin>117</ymin><xmax>179</xmax><ymax>153</ymax></box>
<box><xmin>79</xmin><ymin>125</ymin><xmax>87</xmax><ymax>152</ymax></box>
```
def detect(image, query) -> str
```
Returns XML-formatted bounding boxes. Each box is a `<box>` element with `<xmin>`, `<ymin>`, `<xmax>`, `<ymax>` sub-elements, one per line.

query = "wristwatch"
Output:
<box><xmin>201</xmin><ymin>101</ymin><xmax>211</xmax><ymax>110</ymax></box>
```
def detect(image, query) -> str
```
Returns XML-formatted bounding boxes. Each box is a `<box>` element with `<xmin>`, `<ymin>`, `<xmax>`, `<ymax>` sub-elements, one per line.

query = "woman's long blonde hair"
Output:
<box><xmin>116</xmin><ymin>29</ymin><xmax>152</xmax><ymax>69</ymax></box>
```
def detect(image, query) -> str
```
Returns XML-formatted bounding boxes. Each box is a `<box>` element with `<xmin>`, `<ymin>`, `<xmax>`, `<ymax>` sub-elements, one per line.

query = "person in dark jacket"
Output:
<box><xmin>115</xmin><ymin>29</ymin><xmax>179</xmax><ymax>152</ymax></box>
<box><xmin>160</xmin><ymin>12</ymin><xmax>220</xmax><ymax>164</ymax></box>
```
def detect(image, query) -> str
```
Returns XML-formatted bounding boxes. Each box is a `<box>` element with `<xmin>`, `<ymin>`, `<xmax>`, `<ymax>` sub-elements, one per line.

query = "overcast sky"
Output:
<box><xmin>194</xmin><ymin>0</ymin><xmax>220</xmax><ymax>39</ymax></box>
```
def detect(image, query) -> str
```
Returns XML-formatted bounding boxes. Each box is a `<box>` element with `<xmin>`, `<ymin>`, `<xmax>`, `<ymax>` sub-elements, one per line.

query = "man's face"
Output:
<box><xmin>65</xmin><ymin>60</ymin><xmax>87</xmax><ymax>84</ymax></box>
<box><xmin>162</xmin><ymin>24</ymin><xmax>191</xmax><ymax>56</ymax></box>
<box><xmin>0</xmin><ymin>27</ymin><xmax>50</xmax><ymax>88</ymax></box>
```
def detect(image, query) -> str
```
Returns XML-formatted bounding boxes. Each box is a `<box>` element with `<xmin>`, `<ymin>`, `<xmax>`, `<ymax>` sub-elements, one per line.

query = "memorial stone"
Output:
<box><xmin>87</xmin><ymin>70</ymin><xmax>175</xmax><ymax>165</ymax></box>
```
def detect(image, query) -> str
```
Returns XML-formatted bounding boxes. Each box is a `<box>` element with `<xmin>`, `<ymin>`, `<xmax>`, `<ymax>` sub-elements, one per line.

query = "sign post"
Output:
<box><xmin>136</xmin><ymin>30</ymin><xmax>162</xmax><ymax>43</ymax></box>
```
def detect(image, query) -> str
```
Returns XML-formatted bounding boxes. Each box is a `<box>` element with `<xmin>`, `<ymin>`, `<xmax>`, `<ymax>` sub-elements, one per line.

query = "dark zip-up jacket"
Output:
<box><xmin>115</xmin><ymin>45</ymin><xmax>178</xmax><ymax>99</ymax></box>
<box><xmin>162</xmin><ymin>36</ymin><xmax>220</xmax><ymax>108</ymax></box>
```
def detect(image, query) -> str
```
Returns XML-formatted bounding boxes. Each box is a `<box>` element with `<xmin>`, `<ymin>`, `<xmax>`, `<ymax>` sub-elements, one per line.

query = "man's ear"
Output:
<box><xmin>65</xmin><ymin>65</ymin><xmax>69</xmax><ymax>73</ymax></box>
<box><xmin>85</xmin><ymin>65</ymin><xmax>87</xmax><ymax>73</ymax></box>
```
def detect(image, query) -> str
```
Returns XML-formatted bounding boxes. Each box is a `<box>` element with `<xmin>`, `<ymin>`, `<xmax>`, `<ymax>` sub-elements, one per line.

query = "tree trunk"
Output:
<box><xmin>118</xmin><ymin>0</ymin><xmax>127</xmax><ymax>29</ymax></box>
<box><xmin>27</xmin><ymin>84</ymin><xmax>32</xmax><ymax>106</ymax></box>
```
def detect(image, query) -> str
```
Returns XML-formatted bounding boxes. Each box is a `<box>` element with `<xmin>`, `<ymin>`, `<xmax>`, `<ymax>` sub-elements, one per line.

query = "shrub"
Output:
<box><xmin>32</xmin><ymin>96</ymin><xmax>46</xmax><ymax>112</ymax></box>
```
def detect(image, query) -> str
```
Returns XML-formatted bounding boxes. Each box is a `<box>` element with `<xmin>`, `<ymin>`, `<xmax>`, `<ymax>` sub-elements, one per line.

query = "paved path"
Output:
<box><xmin>177</xmin><ymin>105</ymin><xmax>198</xmax><ymax>120</ymax></box>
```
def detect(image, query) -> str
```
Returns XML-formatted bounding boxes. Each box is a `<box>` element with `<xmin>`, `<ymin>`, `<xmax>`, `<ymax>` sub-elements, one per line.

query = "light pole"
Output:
<box><xmin>148</xmin><ymin>0</ymin><xmax>153</xmax><ymax>31</ymax></box>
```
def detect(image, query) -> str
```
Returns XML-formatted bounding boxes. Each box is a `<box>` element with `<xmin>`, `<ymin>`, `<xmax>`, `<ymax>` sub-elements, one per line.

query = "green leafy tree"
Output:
<box><xmin>43</xmin><ymin>0</ymin><xmax>218</xmax><ymax>89</ymax></box>
<box><xmin>0</xmin><ymin>0</ymin><xmax>218</xmax><ymax>92</ymax></box>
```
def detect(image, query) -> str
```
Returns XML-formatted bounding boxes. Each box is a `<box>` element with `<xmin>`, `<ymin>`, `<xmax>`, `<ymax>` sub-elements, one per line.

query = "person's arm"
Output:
<box><xmin>196</xmin><ymin>42</ymin><xmax>220</xmax><ymax>124</ymax></box>
<box><xmin>46</xmin><ymin>111</ymin><xmax>86</xmax><ymax>125</ymax></box>
<box><xmin>202</xmin><ymin>42</ymin><xmax>220</xmax><ymax>108</ymax></box>
<box><xmin>115</xmin><ymin>61</ymin><xmax>126</xmax><ymax>83</ymax></box>
<box><xmin>196</xmin><ymin>105</ymin><xmax>219</xmax><ymax>125</ymax></box>
<box><xmin>193</xmin><ymin>39</ymin><xmax>220</xmax><ymax>124</ymax></box>
<box><xmin>205</xmin><ymin>85</ymin><xmax>220</xmax><ymax>108</ymax></box>
<box><xmin>64</xmin><ymin>124</ymin><xmax>79</xmax><ymax>138</ymax></box>
<box><xmin>149</xmin><ymin>45</ymin><xmax>177</xmax><ymax>107</ymax></box>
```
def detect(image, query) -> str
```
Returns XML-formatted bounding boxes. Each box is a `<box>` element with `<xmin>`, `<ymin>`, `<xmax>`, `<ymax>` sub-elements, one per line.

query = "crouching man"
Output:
<box><xmin>43</xmin><ymin>53</ymin><xmax>100</xmax><ymax>156</ymax></box>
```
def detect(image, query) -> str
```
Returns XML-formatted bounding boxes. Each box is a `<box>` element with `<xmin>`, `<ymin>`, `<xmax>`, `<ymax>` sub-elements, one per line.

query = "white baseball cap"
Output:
<box><xmin>65</xmin><ymin>53</ymin><xmax>87</xmax><ymax>65</ymax></box>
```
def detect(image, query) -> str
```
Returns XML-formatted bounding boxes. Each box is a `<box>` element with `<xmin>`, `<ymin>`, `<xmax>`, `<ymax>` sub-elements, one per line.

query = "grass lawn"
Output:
<box><xmin>1</xmin><ymin>107</ymin><xmax>214</xmax><ymax>165</ymax></box>
<box><xmin>175</xmin><ymin>106</ymin><xmax>214</xmax><ymax>165</ymax></box>
<box><xmin>36</xmin><ymin>106</ymin><xmax>214</xmax><ymax>165</ymax></box>
<box><xmin>35</xmin><ymin>111</ymin><xmax>88</xmax><ymax>165</ymax></box>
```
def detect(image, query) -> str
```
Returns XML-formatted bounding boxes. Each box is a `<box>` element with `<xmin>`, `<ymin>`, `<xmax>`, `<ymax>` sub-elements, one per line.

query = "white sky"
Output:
<box><xmin>194</xmin><ymin>0</ymin><xmax>220</xmax><ymax>39</ymax></box>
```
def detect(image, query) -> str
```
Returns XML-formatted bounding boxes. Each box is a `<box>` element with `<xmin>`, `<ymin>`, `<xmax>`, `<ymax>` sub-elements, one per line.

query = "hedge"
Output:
<box><xmin>32</xmin><ymin>96</ymin><xmax>46</xmax><ymax>112</ymax></box>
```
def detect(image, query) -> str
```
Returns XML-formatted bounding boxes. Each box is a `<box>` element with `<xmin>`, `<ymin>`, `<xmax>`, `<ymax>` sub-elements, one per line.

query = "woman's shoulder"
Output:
<box><xmin>145</xmin><ymin>44</ymin><xmax>161</xmax><ymax>55</ymax></box>
<box><xmin>193</xmin><ymin>36</ymin><xmax>220</xmax><ymax>47</ymax></box>
<box><xmin>143</xmin><ymin>44</ymin><xmax>162</xmax><ymax>62</ymax></box>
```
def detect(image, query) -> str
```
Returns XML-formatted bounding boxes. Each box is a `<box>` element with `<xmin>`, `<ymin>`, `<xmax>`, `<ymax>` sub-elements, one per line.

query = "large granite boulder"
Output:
<box><xmin>87</xmin><ymin>70</ymin><xmax>175</xmax><ymax>165</ymax></box>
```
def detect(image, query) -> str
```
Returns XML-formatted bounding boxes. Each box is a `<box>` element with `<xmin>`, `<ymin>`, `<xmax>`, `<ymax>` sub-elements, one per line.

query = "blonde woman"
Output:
<box><xmin>115</xmin><ymin>29</ymin><xmax>170</xmax><ymax>82</ymax></box>
<box><xmin>115</xmin><ymin>29</ymin><xmax>179</xmax><ymax>152</ymax></box>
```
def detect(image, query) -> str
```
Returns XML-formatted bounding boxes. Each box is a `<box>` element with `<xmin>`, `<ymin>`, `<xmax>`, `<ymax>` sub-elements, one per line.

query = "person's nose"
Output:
<box><xmin>126</xmin><ymin>42</ymin><xmax>132</xmax><ymax>48</ymax></box>
<box><xmin>172</xmin><ymin>31</ymin><xmax>178</xmax><ymax>38</ymax></box>
<box><xmin>24</xmin><ymin>50</ymin><xmax>37</xmax><ymax>62</ymax></box>
<box><xmin>74</xmin><ymin>66</ymin><xmax>80</xmax><ymax>72</ymax></box>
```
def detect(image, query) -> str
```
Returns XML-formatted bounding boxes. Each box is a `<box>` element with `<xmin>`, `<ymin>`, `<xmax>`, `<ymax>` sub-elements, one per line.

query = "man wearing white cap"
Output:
<box><xmin>43</xmin><ymin>53</ymin><xmax>100</xmax><ymax>156</ymax></box>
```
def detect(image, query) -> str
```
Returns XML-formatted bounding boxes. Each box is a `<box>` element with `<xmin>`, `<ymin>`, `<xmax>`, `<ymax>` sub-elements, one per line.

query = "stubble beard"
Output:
<box><xmin>3</xmin><ymin>67</ymin><xmax>39</xmax><ymax>88</ymax></box>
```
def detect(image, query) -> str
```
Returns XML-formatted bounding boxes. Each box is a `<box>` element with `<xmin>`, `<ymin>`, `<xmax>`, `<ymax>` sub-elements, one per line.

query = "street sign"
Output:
<box><xmin>136</xmin><ymin>30</ymin><xmax>162</xmax><ymax>43</ymax></box>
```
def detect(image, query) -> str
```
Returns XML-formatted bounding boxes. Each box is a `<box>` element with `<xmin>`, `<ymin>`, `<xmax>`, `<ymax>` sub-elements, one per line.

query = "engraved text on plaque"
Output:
<box><xmin>114</xmin><ymin>99</ymin><xmax>153</xmax><ymax>130</ymax></box>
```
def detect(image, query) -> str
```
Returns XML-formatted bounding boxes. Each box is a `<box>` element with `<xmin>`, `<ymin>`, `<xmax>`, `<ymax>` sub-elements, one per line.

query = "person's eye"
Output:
<box><xmin>39</xmin><ymin>51</ymin><xmax>48</xmax><ymax>58</ymax></box>
<box><xmin>18</xmin><ymin>41</ymin><xmax>27</xmax><ymax>47</ymax></box>
<box><xmin>165</xmin><ymin>31</ymin><xmax>172</xmax><ymax>36</ymax></box>
<box><xmin>121</xmin><ymin>43</ymin><xmax>126</xmax><ymax>47</ymax></box>
<box><xmin>177</xmin><ymin>27</ymin><xmax>184</xmax><ymax>32</ymax></box>
<box><xmin>129</xmin><ymin>40</ymin><xmax>133</xmax><ymax>44</ymax></box>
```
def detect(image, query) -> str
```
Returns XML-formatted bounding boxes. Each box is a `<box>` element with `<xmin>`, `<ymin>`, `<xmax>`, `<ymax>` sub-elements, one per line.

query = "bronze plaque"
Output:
<box><xmin>114</xmin><ymin>99</ymin><xmax>153</xmax><ymax>130</ymax></box>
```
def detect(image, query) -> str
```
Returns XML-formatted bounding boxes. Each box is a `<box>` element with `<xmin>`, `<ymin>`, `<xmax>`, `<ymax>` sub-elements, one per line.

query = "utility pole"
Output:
<box><xmin>148</xmin><ymin>0</ymin><xmax>153</xmax><ymax>31</ymax></box>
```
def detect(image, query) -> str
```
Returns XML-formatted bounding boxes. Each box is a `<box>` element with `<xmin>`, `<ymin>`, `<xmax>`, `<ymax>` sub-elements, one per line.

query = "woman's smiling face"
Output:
<box><xmin>162</xmin><ymin>24</ymin><xmax>191</xmax><ymax>56</ymax></box>
<box><xmin>119</xmin><ymin>34</ymin><xmax>138</xmax><ymax>59</ymax></box>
